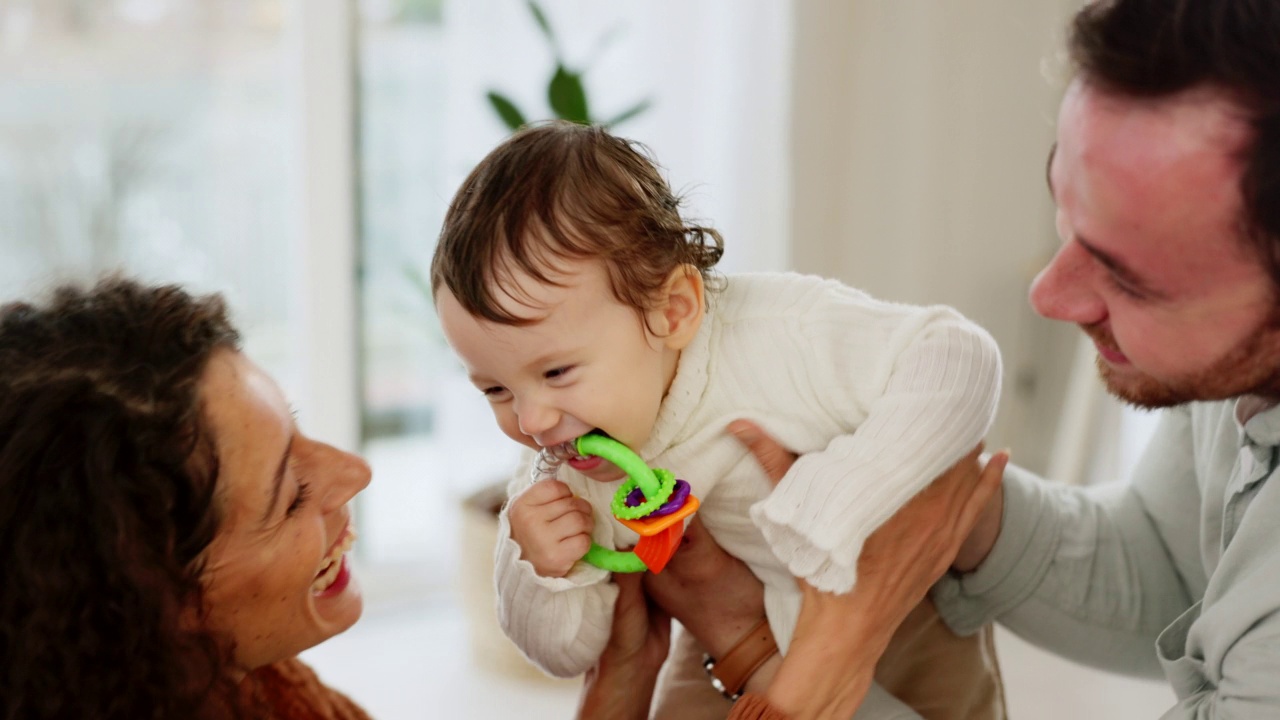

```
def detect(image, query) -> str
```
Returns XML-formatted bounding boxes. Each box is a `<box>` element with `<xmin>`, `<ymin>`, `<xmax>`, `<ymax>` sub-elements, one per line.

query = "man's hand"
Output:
<box><xmin>952</xmin><ymin>457</ymin><xmax>1005</xmax><ymax>572</ymax></box>
<box><xmin>728</xmin><ymin>419</ymin><xmax>1009</xmax><ymax>719</ymax></box>
<box><xmin>643</xmin><ymin>516</ymin><xmax>767</xmax><ymax>659</ymax></box>
<box><xmin>577</xmin><ymin>574</ymin><xmax>670</xmax><ymax>720</ymax></box>
<box><xmin>729</xmin><ymin>418</ymin><xmax>1007</xmax><ymax>585</ymax></box>
<box><xmin>508</xmin><ymin>479</ymin><xmax>595</xmax><ymax>578</ymax></box>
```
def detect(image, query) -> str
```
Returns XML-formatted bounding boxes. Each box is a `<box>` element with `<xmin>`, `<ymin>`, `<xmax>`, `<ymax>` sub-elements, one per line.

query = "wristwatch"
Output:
<box><xmin>701</xmin><ymin>617</ymin><xmax>779</xmax><ymax>701</ymax></box>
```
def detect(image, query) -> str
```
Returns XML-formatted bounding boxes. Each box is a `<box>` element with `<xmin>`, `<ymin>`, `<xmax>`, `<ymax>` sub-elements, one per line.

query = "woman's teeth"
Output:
<box><xmin>312</xmin><ymin>527</ymin><xmax>357</xmax><ymax>593</ymax></box>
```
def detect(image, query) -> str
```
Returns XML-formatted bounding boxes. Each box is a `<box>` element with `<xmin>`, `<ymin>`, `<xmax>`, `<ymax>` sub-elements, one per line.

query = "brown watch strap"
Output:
<box><xmin>706</xmin><ymin>617</ymin><xmax>779</xmax><ymax>698</ymax></box>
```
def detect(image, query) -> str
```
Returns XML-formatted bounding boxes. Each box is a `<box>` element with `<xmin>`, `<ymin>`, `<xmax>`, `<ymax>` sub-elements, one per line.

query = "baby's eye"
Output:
<box><xmin>544</xmin><ymin>366</ymin><xmax>575</xmax><ymax>380</ymax></box>
<box><xmin>482</xmin><ymin>386</ymin><xmax>509</xmax><ymax>398</ymax></box>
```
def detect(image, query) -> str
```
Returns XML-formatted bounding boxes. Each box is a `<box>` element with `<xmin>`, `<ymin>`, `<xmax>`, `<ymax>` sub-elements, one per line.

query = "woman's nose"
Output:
<box><xmin>317</xmin><ymin>444</ymin><xmax>372</xmax><ymax>512</ymax></box>
<box><xmin>1029</xmin><ymin>240</ymin><xmax>1107</xmax><ymax>326</ymax></box>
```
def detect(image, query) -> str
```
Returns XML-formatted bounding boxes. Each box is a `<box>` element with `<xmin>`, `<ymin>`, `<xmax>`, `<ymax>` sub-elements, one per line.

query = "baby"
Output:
<box><xmin>432</xmin><ymin>121</ymin><xmax>1003</xmax><ymax>718</ymax></box>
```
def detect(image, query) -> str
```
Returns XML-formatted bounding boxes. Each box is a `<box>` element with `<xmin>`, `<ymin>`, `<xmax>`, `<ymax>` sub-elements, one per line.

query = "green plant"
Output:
<box><xmin>486</xmin><ymin>1</ymin><xmax>651</xmax><ymax>131</ymax></box>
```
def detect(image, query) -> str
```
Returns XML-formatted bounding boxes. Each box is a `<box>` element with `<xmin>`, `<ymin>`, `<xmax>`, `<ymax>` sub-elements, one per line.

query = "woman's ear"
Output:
<box><xmin>652</xmin><ymin>265</ymin><xmax>705</xmax><ymax>350</ymax></box>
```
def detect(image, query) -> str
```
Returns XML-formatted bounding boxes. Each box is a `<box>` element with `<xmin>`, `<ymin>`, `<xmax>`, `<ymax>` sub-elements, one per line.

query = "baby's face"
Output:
<box><xmin>437</xmin><ymin>257</ymin><xmax>681</xmax><ymax>483</ymax></box>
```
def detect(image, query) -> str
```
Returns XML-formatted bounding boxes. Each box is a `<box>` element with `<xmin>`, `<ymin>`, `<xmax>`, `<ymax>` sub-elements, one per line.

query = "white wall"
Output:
<box><xmin>789</xmin><ymin>0</ymin><xmax>1086</xmax><ymax>472</ymax></box>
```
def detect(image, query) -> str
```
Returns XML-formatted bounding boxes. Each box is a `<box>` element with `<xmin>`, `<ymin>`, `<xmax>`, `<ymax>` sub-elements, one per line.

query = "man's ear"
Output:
<box><xmin>651</xmin><ymin>265</ymin><xmax>705</xmax><ymax>350</ymax></box>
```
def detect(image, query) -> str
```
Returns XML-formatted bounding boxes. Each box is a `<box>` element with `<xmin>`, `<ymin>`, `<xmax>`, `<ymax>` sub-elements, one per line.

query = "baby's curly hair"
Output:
<box><xmin>0</xmin><ymin>277</ymin><xmax>247</xmax><ymax>719</ymax></box>
<box><xmin>431</xmin><ymin>120</ymin><xmax>724</xmax><ymax>326</ymax></box>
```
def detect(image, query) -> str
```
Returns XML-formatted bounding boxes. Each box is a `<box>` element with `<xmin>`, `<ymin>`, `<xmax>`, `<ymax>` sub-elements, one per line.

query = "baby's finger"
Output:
<box><xmin>560</xmin><ymin>531</ymin><xmax>594</xmax><ymax>564</ymax></box>
<box><xmin>522</xmin><ymin>478</ymin><xmax>575</xmax><ymax>505</ymax></box>
<box><xmin>547</xmin><ymin>506</ymin><xmax>595</xmax><ymax>542</ymax></box>
<box><xmin>540</xmin><ymin>495</ymin><xmax>595</xmax><ymax>525</ymax></box>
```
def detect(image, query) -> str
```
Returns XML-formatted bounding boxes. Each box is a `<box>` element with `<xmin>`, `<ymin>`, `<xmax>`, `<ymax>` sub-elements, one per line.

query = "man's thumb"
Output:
<box><xmin>728</xmin><ymin>419</ymin><xmax>796</xmax><ymax>484</ymax></box>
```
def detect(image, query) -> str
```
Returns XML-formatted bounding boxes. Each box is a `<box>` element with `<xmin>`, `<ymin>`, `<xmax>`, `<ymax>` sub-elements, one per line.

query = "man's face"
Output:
<box><xmin>1030</xmin><ymin>80</ymin><xmax>1280</xmax><ymax>408</ymax></box>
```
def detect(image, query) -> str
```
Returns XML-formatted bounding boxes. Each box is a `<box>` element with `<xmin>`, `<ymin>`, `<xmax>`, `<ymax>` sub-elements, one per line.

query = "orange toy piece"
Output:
<box><xmin>618</xmin><ymin>494</ymin><xmax>700</xmax><ymax>573</ymax></box>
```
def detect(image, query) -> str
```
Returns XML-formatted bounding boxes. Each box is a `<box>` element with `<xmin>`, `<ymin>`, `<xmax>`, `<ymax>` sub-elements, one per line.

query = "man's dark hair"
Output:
<box><xmin>1069</xmin><ymin>0</ymin><xmax>1280</xmax><ymax>286</ymax></box>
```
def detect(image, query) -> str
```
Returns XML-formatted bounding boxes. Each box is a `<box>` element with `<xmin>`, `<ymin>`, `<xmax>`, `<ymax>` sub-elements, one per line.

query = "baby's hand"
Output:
<box><xmin>508</xmin><ymin>479</ymin><xmax>596</xmax><ymax>578</ymax></box>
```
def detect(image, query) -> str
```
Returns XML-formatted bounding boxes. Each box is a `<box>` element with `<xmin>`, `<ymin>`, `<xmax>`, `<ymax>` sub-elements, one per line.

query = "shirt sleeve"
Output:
<box><xmin>492</xmin><ymin>454</ymin><xmax>618</xmax><ymax>678</ymax></box>
<box><xmin>932</xmin><ymin>406</ymin><xmax>1199</xmax><ymax>679</ymax></box>
<box><xmin>750</xmin><ymin>284</ymin><xmax>1002</xmax><ymax>594</ymax></box>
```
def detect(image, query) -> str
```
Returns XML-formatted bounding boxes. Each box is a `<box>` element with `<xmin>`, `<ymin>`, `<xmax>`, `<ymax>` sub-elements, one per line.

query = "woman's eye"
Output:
<box><xmin>286</xmin><ymin>481</ymin><xmax>312</xmax><ymax>517</ymax></box>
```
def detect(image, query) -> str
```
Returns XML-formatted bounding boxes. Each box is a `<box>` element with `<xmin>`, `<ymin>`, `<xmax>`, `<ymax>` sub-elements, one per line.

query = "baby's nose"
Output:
<box><xmin>516</xmin><ymin>401</ymin><xmax>560</xmax><ymax>438</ymax></box>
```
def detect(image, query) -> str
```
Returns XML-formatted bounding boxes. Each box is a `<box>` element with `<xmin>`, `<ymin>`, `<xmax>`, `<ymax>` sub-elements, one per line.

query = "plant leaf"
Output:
<box><xmin>604</xmin><ymin>99</ymin><xmax>652</xmax><ymax>128</ymax></box>
<box><xmin>527</xmin><ymin>1</ymin><xmax>556</xmax><ymax>45</ymax></box>
<box><xmin>486</xmin><ymin>91</ymin><xmax>528</xmax><ymax>132</ymax></box>
<box><xmin>548</xmin><ymin>66</ymin><xmax>590</xmax><ymax>124</ymax></box>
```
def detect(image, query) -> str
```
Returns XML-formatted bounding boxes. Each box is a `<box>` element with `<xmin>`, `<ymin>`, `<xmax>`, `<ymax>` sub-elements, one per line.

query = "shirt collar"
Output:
<box><xmin>1235</xmin><ymin>395</ymin><xmax>1280</xmax><ymax>447</ymax></box>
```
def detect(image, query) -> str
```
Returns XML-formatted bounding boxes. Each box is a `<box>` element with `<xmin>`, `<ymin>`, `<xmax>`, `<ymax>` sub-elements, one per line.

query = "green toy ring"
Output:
<box><xmin>575</xmin><ymin>433</ymin><xmax>664</xmax><ymax>499</ymax></box>
<box><xmin>573</xmin><ymin>433</ymin><xmax>676</xmax><ymax>573</ymax></box>
<box><xmin>582</xmin><ymin>543</ymin><xmax>649</xmax><ymax>573</ymax></box>
<box><xmin>610</xmin><ymin>468</ymin><xmax>676</xmax><ymax>519</ymax></box>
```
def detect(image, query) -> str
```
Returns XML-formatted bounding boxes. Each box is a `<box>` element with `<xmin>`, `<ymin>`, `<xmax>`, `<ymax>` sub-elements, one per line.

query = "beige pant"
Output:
<box><xmin>651</xmin><ymin>598</ymin><xmax>1006</xmax><ymax>720</ymax></box>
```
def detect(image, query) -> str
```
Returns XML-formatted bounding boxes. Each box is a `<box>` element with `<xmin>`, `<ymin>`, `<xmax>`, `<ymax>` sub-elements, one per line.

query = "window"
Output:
<box><xmin>0</xmin><ymin>0</ymin><xmax>311</xmax><ymax>395</ymax></box>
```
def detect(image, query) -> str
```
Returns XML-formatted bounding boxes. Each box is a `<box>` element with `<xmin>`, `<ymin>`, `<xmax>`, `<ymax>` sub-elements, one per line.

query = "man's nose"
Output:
<box><xmin>1028</xmin><ymin>240</ymin><xmax>1107</xmax><ymax>326</ymax></box>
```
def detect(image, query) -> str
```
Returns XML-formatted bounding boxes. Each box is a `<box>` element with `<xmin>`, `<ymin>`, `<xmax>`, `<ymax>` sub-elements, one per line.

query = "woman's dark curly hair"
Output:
<box><xmin>431</xmin><ymin>120</ymin><xmax>725</xmax><ymax>329</ymax></box>
<box><xmin>0</xmin><ymin>277</ymin><xmax>247</xmax><ymax>719</ymax></box>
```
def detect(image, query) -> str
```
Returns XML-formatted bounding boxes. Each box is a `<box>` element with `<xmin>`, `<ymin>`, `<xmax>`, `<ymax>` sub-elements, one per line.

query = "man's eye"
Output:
<box><xmin>1104</xmin><ymin>272</ymin><xmax>1145</xmax><ymax>300</ymax></box>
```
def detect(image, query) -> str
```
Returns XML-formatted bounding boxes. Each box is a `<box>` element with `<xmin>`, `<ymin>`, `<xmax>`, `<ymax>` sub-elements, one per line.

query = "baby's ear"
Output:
<box><xmin>652</xmin><ymin>265</ymin><xmax>704</xmax><ymax>350</ymax></box>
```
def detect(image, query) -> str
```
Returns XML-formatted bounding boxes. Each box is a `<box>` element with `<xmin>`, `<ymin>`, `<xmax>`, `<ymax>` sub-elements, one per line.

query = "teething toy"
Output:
<box><xmin>535</xmin><ymin>433</ymin><xmax>699</xmax><ymax>574</ymax></box>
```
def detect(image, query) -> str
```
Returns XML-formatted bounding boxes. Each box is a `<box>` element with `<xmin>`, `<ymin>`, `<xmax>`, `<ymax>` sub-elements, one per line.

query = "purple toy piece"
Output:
<box><xmin>625</xmin><ymin>479</ymin><xmax>691</xmax><ymax>518</ymax></box>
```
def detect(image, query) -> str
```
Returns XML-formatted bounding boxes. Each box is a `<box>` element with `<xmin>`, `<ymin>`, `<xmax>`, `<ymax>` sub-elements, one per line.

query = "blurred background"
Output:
<box><xmin>0</xmin><ymin>0</ymin><xmax>1172</xmax><ymax>716</ymax></box>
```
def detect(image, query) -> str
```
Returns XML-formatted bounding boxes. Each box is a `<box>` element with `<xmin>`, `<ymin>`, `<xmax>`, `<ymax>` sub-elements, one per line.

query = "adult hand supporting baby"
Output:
<box><xmin>646</xmin><ymin>419</ymin><xmax>1008</xmax><ymax>719</ymax></box>
<box><xmin>580</xmin><ymin>421</ymin><xmax>1007</xmax><ymax>719</ymax></box>
<box><xmin>732</xmin><ymin>419</ymin><xmax>1008</xmax><ymax>719</ymax></box>
<box><xmin>578</xmin><ymin>572</ymin><xmax>672</xmax><ymax>720</ymax></box>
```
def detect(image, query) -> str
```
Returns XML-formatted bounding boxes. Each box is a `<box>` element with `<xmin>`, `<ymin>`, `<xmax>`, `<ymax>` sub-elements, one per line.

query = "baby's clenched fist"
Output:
<box><xmin>508</xmin><ymin>479</ymin><xmax>596</xmax><ymax>578</ymax></box>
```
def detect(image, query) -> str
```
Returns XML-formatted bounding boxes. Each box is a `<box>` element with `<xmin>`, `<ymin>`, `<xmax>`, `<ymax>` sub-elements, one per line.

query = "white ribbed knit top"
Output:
<box><xmin>493</xmin><ymin>272</ymin><xmax>1002</xmax><ymax>678</ymax></box>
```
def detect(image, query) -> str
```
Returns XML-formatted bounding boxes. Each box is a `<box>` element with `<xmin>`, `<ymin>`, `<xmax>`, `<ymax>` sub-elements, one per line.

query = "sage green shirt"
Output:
<box><xmin>934</xmin><ymin>398</ymin><xmax>1280</xmax><ymax>718</ymax></box>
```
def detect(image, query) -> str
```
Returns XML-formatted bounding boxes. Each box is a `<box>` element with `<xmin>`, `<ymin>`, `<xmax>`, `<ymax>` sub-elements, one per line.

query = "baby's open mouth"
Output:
<box><xmin>549</xmin><ymin>430</ymin><xmax>611</xmax><ymax>463</ymax></box>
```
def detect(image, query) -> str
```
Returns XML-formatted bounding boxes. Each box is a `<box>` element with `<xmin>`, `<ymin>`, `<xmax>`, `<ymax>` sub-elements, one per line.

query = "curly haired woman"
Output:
<box><xmin>0</xmin><ymin>277</ymin><xmax>371</xmax><ymax>720</ymax></box>
<box><xmin>0</xmin><ymin>275</ymin><xmax>1003</xmax><ymax>720</ymax></box>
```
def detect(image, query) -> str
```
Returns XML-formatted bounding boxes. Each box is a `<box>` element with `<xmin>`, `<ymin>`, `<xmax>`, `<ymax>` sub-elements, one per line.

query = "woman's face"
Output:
<box><xmin>198</xmin><ymin>349</ymin><xmax>371</xmax><ymax>672</ymax></box>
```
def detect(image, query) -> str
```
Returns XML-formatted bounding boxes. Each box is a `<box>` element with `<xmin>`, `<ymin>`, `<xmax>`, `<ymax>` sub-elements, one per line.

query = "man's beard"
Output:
<box><xmin>1082</xmin><ymin>314</ymin><xmax>1280</xmax><ymax>410</ymax></box>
